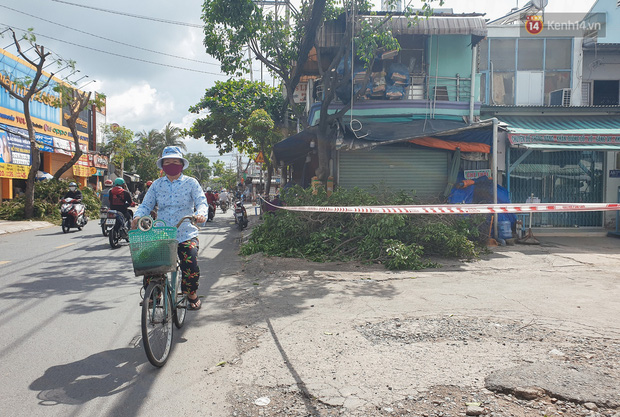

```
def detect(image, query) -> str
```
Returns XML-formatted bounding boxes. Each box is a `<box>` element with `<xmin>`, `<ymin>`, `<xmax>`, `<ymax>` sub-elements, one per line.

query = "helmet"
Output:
<box><xmin>113</xmin><ymin>178</ymin><xmax>125</xmax><ymax>186</ymax></box>
<box><xmin>104</xmin><ymin>179</ymin><xmax>113</xmax><ymax>187</ymax></box>
<box><xmin>222</xmin><ymin>188</ymin><xmax>226</xmax><ymax>192</ymax></box>
<box><xmin>206</xmin><ymin>187</ymin><xmax>212</xmax><ymax>192</ymax></box>
<box><xmin>146</xmin><ymin>181</ymin><xmax>153</xmax><ymax>187</ymax></box>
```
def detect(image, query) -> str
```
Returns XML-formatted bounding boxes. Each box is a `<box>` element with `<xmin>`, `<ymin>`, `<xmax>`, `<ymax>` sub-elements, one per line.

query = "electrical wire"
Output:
<box><xmin>50</xmin><ymin>0</ymin><xmax>203</xmax><ymax>28</ymax></box>
<box><xmin>0</xmin><ymin>4</ymin><xmax>217</xmax><ymax>65</ymax></box>
<box><xmin>2</xmin><ymin>23</ymin><xmax>229</xmax><ymax>76</ymax></box>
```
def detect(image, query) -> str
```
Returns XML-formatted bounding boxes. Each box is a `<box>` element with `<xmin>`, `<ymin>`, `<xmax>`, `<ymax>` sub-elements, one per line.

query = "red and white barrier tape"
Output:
<box><xmin>260</xmin><ymin>200</ymin><xmax>620</xmax><ymax>215</ymax></box>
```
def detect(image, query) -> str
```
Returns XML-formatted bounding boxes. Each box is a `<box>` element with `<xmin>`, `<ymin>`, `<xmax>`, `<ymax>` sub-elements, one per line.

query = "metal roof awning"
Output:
<box><xmin>375</xmin><ymin>16</ymin><xmax>487</xmax><ymax>37</ymax></box>
<box><xmin>502</xmin><ymin>115</ymin><xmax>620</xmax><ymax>149</ymax></box>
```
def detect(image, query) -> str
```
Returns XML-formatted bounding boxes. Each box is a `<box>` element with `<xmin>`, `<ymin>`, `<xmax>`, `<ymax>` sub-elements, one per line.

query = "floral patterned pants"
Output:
<box><xmin>143</xmin><ymin>237</ymin><xmax>200</xmax><ymax>295</ymax></box>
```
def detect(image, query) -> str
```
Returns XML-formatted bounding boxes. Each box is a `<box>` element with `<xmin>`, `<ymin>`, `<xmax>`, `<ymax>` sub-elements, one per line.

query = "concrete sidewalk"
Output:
<box><xmin>0</xmin><ymin>220</ymin><xmax>55</xmax><ymax>235</ymax></box>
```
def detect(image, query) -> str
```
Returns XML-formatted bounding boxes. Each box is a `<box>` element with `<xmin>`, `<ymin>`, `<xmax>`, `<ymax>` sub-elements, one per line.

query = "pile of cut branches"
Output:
<box><xmin>240</xmin><ymin>185</ymin><xmax>488</xmax><ymax>270</ymax></box>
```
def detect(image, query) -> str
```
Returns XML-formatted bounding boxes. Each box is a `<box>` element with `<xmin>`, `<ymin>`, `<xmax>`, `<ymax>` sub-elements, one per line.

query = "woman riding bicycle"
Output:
<box><xmin>132</xmin><ymin>146</ymin><xmax>208</xmax><ymax>310</ymax></box>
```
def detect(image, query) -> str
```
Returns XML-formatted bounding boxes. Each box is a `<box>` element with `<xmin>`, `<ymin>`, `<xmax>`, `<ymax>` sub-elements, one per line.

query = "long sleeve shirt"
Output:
<box><xmin>134</xmin><ymin>174</ymin><xmax>208</xmax><ymax>243</ymax></box>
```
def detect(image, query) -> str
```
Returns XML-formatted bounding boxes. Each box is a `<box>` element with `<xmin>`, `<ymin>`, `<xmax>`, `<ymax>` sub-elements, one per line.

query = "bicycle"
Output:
<box><xmin>128</xmin><ymin>215</ymin><xmax>198</xmax><ymax>367</ymax></box>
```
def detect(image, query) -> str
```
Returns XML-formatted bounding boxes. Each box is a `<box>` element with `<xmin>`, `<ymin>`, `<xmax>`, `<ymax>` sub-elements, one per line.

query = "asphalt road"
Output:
<box><xmin>2</xmin><ymin>211</ymin><xmax>620</xmax><ymax>417</ymax></box>
<box><xmin>0</xmin><ymin>209</ymin><xmax>243</xmax><ymax>417</ymax></box>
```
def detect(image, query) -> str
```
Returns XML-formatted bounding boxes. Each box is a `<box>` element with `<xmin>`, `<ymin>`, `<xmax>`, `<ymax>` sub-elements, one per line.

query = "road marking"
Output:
<box><xmin>0</xmin><ymin>261</ymin><xmax>11</xmax><ymax>265</ymax></box>
<box><xmin>55</xmin><ymin>243</ymin><xmax>76</xmax><ymax>249</ymax></box>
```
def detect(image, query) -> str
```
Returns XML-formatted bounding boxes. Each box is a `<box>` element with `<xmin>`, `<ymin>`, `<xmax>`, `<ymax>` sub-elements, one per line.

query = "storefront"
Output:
<box><xmin>0</xmin><ymin>48</ymin><xmax>95</xmax><ymax>200</ymax></box>
<box><xmin>498</xmin><ymin>113</ymin><xmax>620</xmax><ymax>228</ymax></box>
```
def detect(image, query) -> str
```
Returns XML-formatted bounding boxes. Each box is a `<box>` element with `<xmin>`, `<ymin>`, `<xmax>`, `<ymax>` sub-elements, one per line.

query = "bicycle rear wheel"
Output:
<box><xmin>172</xmin><ymin>269</ymin><xmax>187</xmax><ymax>329</ymax></box>
<box><xmin>141</xmin><ymin>282</ymin><xmax>173</xmax><ymax>367</ymax></box>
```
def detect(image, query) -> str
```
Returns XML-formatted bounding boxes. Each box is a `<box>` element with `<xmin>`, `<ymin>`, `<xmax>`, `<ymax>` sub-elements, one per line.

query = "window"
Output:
<box><xmin>478</xmin><ymin>39</ymin><xmax>488</xmax><ymax>71</ymax></box>
<box><xmin>492</xmin><ymin>72</ymin><xmax>514</xmax><ymax>105</ymax></box>
<box><xmin>545</xmin><ymin>39</ymin><xmax>572</xmax><ymax>70</ymax></box>
<box><xmin>490</xmin><ymin>39</ymin><xmax>516</xmax><ymax>71</ymax></box>
<box><xmin>518</xmin><ymin>39</ymin><xmax>544</xmax><ymax>71</ymax></box>
<box><xmin>593</xmin><ymin>80</ymin><xmax>619</xmax><ymax>105</ymax></box>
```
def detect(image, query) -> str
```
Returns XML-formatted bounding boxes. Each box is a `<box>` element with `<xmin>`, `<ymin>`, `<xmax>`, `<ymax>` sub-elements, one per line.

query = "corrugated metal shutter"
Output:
<box><xmin>337</xmin><ymin>145</ymin><xmax>448</xmax><ymax>198</ymax></box>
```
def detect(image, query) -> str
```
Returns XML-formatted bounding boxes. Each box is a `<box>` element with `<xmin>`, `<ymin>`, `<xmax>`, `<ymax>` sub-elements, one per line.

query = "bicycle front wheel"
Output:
<box><xmin>141</xmin><ymin>282</ymin><xmax>173</xmax><ymax>367</ymax></box>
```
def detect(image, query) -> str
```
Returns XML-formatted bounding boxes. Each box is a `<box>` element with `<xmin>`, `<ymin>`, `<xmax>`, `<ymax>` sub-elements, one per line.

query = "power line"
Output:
<box><xmin>50</xmin><ymin>0</ymin><xmax>204</xmax><ymax>28</ymax></box>
<box><xmin>2</xmin><ymin>24</ymin><xmax>228</xmax><ymax>76</ymax></box>
<box><xmin>0</xmin><ymin>4</ymin><xmax>218</xmax><ymax>65</ymax></box>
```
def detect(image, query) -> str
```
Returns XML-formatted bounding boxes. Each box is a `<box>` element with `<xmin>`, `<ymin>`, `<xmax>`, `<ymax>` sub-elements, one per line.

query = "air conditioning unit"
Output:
<box><xmin>549</xmin><ymin>88</ymin><xmax>571</xmax><ymax>106</ymax></box>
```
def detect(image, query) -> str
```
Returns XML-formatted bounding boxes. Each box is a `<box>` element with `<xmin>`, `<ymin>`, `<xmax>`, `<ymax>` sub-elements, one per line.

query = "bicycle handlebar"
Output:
<box><xmin>175</xmin><ymin>215</ymin><xmax>197</xmax><ymax>228</ymax></box>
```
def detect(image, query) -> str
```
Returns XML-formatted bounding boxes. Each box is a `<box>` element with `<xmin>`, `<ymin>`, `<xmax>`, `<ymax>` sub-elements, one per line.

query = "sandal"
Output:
<box><xmin>188</xmin><ymin>295</ymin><xmax>202</xmax><ymax>311</ymax></box>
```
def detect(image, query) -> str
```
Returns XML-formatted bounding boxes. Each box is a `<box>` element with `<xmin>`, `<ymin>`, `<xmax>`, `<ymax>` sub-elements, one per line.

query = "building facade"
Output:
<box><xmin>0</xmin><ymin>48</ymin><xmax>107</xmax><ymax>201</ymax></box>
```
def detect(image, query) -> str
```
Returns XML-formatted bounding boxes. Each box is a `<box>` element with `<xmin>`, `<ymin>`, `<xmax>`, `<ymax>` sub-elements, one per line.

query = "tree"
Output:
<box><xmin>159</xmin><ymin>121</ymin><xmax>186</xmax><ymax>154</ymax></box>
<box><xmin>52</xmin><ymin>87</ymin><xmax>105</xmax><ymax>180</ymax></box>
<box><xmin>135</xmin><ymin>128</ymin><xmax>164</xmax><ymax>156</ymax></box>
<box><xmin>184</xmin><ymin>152</ymin><xmax>212</xmax><ymax>184</ymax></box>
<box><xmin>245</xmin><ymin>109</ymin><xmax>282</xmax><ymax>197</ymax></box>
<box><xmin>100</xmin><ymin>124</ymin><xmax>134</xmax><ymax>179</ymax></box>
<box><xmin>185</xmin><ymin>78</ymin><xmax>285</xmax><ymax>155</ymax></box>
<box><xmin>201</xmin><ymin>0</ymin><xmax>440</xmax><ymax>183</ymax></box>
<box><xmin>126</xmin><ymin>149</ymin><xmax>160</xmax><ymax>183</ymax></box>
<box><xmin>0</xmin><ymin>29</ymin><xmax>58</xmax><ymax>218</ymax></box>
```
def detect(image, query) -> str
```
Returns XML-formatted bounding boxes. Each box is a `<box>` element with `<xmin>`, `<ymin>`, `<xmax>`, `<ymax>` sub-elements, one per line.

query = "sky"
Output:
<box><xmin>0</xmin><ymin>0</ymin><xmax>598</xmax><ymax>165</ymax></box>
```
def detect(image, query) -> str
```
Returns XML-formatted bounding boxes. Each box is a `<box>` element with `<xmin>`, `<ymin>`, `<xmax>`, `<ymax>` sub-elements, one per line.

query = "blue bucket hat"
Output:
<box><xmin>157</xmin><ymin>146</ymin><xmax>189</xmax><ymax>170</ymax></box>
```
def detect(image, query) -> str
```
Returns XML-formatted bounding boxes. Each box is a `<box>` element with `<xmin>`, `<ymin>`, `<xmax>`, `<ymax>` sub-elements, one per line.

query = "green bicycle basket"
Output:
<box><xmin>128</xmin><ymin>221</ymin><xmax>178</xmax><ymax>276</ymax></box>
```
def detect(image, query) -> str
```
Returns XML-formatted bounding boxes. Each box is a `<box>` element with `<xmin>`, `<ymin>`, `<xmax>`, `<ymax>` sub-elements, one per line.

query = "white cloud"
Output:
<box><xmin>106</xmin><ymin>83</ymin><xmax>175</xmax><ymax>131</ymax></box>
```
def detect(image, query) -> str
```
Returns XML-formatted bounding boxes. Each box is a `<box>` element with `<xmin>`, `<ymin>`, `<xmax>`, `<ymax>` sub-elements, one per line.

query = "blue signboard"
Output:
<box><xmin>0</xmin><ymin>52</ymin><xmax>60</xmax><ymax>124</ymax></box>
<box><xmin>35</xmin><ymin>132</ymin><xmax>54</xmax><ymax>153</ymax></box>
<box><xmin>610</xmin><ymin>170</ymin><xmax>620</xmax><ymax>178</ymax></box>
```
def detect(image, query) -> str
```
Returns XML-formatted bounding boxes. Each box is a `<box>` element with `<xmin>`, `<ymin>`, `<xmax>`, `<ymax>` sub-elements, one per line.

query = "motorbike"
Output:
<box><xmin>99</xmin><ymin>206</ymin><xmax>109</xmax><ymax>236</ymax></box>
<box><xmin>234</xmin><ymin>200</ymin><xmax>248</xmax><ymax>230</ymax></box>
<box><xmin>106</xmin><ymin>210</ymin><xmax>130</xmax><ymax>249</ymax></box>
<box><xmin>207</xmin><ymin>202</ymin><xmax>216</xmax><ymax>222</ymax></box>
<box><xmin>220</xmin><ymin>200</ymin><xmax>228</xmax><ymax>213</ymax></box>
<box><xmin>60</xmin><ymin>197</ymin><xmax>87</xmax><ymax>233</ymax></box>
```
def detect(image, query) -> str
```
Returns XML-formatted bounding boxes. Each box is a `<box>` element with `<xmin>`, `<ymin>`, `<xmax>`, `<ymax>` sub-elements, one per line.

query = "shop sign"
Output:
<box><xmin>93</xmin><ymin>154</ymin><xmax>108</xmax><ymax>168</ymax></box>
<box><xmin>464</xmin><ymin>169</ymin><xmax>491</xmax><ymax>180</ymax></box>
<box><xmin>293</xmin><ymin>82</ymin><xmax>307</xmax><ymax>104</ymax></box>
<box><xmin>53</xmin><ymin>137</ymin><xmax>88</xmax><ymax>155</ymax></box>
<box><xmin>72</xmin><ymin>154</ymin><xmax>91</xmax><ymax>177</ymax></box>
<box><xmin>0</xmin><ymin>126</ymin><xmax>31</xmax><ymax>165</ymax></box>
<box><xmin>609</xmin><ymin>170</ymin><xmax>620</xmax><ymax>178</ymax></box>
<box><xmin>509</xmin><ymin>133</ymin><xmax>620</xmax><ymax>145</ymax></box>
<box><xmin>0</xmin><ymin>162</ymin><xmax>29</xmax><ymax>179</ymax></box>
<box><xmin>35</xmin><ymin>132</ymin><xmax>54</xmax><ymax>153</ymax></box>
<box><xmin>94</xmin><ymin>168</ymin><xmax>105</xmax><ymax>176</ymax></box>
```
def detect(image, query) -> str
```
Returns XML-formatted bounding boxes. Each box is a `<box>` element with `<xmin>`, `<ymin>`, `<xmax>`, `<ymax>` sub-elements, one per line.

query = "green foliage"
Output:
<box><xmin>186</xmin><ymin>78</ymin><xmax>286</xmax><ymax>156</ymax></box>
<box><xmin>100</xmin><ymin>124</ymin><xmax>135</xmax><ymax>172</ymax></box>
<box><xmin>0</xmin><ymin>179</ymin><xmax>99</xmax><ymax>221</ymax></box>
<box><xmin>184</xmin><ymin>152</ymin><xmax>212</xmax><ymax>184</ymax></box>
<box><xmin>240</xmin><ymin>186</ymin><xmax>484</xmax><ymax>270</ymax></box>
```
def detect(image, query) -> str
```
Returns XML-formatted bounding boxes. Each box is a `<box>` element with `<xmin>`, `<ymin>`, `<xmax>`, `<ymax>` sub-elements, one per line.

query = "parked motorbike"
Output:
<box><xmin>234</xmin><ymin>200</ymin><xmax>248</xmax><ymax>230</ymax></box>
<box><xmin>106</xmin><ymin>210</ymin><xmax>130</xmax><ymax>249</ymax></box>
<box><xmin>220</xmin><ymin>200</ymin><xmax>228</xmax><ymax>213</ymax></box>
<box><xmin>60</xmin><ymin>197</ymin><xmax>87</xmax><ymax>233</ymax></box>
<box><xmin>99</xmin><ymin>206</ymin><xmax>109</xmax><ymax>236</ymax></box>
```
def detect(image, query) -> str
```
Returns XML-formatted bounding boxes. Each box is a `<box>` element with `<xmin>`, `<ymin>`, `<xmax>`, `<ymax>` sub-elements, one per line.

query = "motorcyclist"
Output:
<box><xmin>109</xmin><ymin>178</ymin><xmax>134</xmax><ymax>226</ymax></box>
<box><xmin>218</xmin><ymin>188</ymin><xmax>229</xmax><ymax>209</ymax></box>
<box><xmin>205</xmin><ymin>186</ymin><xmax>216</xmax><ymax>221</ymax></box>
<box><xmin>100</xmin><ymin>179</ymin><xmax>113</xmax><ymax>208</ymax></box>
<box><xmin>138</xmin><ymin>180</ymin><xmax>152</xmax><ymax>203</ymax></box>
<box><xmin>64</xmin><ymin>182</ymin><xmax>83</xmax><ymax>201</ymax></box>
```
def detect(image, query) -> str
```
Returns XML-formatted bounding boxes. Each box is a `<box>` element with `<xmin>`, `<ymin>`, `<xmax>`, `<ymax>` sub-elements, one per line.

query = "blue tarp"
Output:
<box><xmin>448</xmin><ymin>175</ymin><xmax>516</xmax><ymax>228</ymax></box>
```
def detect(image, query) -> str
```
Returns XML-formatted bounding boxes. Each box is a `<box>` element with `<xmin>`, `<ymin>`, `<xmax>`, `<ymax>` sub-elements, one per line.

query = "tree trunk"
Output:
<box><xmin>53</xmin><ymin>91</ymin><xmax>91</xmax><ymax>180</ymax></box>
<box><xmin>265</xmin><ymin>162</ymin><xmax>273</xmax><ymax>198</ymax></box>
<box><xmin>23</xmin><ymin>105</ymin><xmax>40</xmax><ymax>219</ymax></box>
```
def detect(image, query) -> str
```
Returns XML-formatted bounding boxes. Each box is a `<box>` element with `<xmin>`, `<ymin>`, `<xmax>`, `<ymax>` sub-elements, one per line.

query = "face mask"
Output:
<box><xmin>69</xmin><ymin>187</ymin><xmax>77</xmax><ymax>192</ymax></box>
<box><xmin>162</xmin><ymin>163</ymin><xmax>183</xmax><ymax>176</ymax></box>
